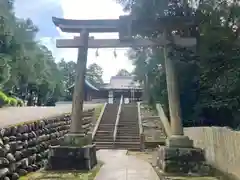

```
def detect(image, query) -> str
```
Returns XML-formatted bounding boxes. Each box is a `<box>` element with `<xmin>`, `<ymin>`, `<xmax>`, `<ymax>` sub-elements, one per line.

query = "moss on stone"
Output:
<box><xmin>19</xmin><ymin>162</ymin><xmax>102</xmax><ymax>180</ymax></box>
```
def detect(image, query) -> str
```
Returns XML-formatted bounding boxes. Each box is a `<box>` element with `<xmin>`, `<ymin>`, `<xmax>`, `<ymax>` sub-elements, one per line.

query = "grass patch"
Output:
<box><xmin>19</xmin><ymin>162</ymin><xmax>103</xmax><ymax>180</ymax></box>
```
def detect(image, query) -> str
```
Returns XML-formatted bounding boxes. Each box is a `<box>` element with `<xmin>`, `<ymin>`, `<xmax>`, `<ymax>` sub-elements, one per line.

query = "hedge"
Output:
<box><xmin>0</xmin><ymin>91</ymin><xmax>24</xmax><ymax>108</ymax></box>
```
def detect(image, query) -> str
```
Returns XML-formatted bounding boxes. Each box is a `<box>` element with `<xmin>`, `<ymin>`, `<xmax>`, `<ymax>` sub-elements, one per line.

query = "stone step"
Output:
<box><xmin>95</xmin><ymin>142</ymin><xmax>115</xmax><ymax>148</ymax></box>
<box><xmin>95</xmin><ymin>146</ymin><xmax>114</xmax><ymax>150</ymax></box>
<box><xmin>95</xmin><ymin>134</ymin><xmax>113</xmax><ymax>138</ymax></box>
<box><xmin>118</xmin><ymin>122</ymin><xmax>139</xmax><ymax>124</ymax></box>
<box><xmin>98</xmin><ymin>123</ymin><xmax>115</xmax><ymax>126</ymax></box>
<box><xmin>96</xmin><ymin>128</ymin><xmax>114</xmax><ymax>131</ymax></box>
<box><xmin>117</xmin><ymin>126</ymin><xmax>139</xmax><ymax>129</ymax></box>
<box><xmin>95</xmin><ymin>141</ymin><xmax>140</xmax><ymax>150</ymax></box>
<box><xmin>95</xmin><ymin>144</ymin><xmax>114</xmax><ymax>150</ymax></box>
<box><xmin>114</xmin><ymin>142</ymin><xmax>140</xmax><ymax>150</ymax></box>
<box><xmin>116</xmin><ymin>135</ymin><xmax>140</xmax><ymax>139</ymax></box>
<box><xmin>95</xmin><ymin>132</ymin><xmax>113</xmax><ymax>136</ymax></box>
<box><xmin>117</xmin><ymin>129</ymin><xmax>139</xmax><ymax>131</ymax></box>
<box><xmin>94</xmin><ymin>138</ymin><xmax>114</xmax><ymax>142</ymax></box>
<box><xmin>117</xmin><ymin>131</ymin><xmax>139</xmax><ymax>134</ymax></box>
<box><xmin>115</xmin><ymin>139</ymin><xmax>140</xmax><ymax>142</ymax></box>
<box><xmin>114</xmin><ymin>141</ymin><xmax>140</xmax><ymax>145</ymax></box>
<box><xmin>117</xmin><ymin>131</ymin><xmax>139</xmax><ymax>136</ymax></box>
<box><xmin>117</xmin><ymin>126</ymin><xmax>139</xmax><ymax>128</ymax></box>
<box><xmin>96</xmin><ymin>130</ymin><xmax>113</xmax><ymax>133</ymax></box>
<box><xmin>97</xmin><ymin>125</ymin><xmax>115</xmax><ymax>128</ymax></box>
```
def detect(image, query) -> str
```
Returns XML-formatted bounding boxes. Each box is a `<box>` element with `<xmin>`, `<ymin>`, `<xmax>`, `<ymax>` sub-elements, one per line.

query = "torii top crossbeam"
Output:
<box><xmin>52</xmin><ymin>15</ymin><xmax>197</xmax><ymax>48</ymax></box>
<box><xmin>52</xmin><ymin>17</ymin><xmax>119</xmax><ymax>33</ymax></box>
<box><xmin>52</xmin><ymin>15</ymin><xmax>196</xmax><ymax>34</ymax></box>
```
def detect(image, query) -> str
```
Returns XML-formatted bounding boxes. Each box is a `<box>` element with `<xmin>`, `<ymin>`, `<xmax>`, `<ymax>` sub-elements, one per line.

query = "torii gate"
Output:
<box><xmin>52</xmin><ymin>15</ymin><xmax>196</xmax><ymax>148</ymax></box>
<box><xmin>52</xmin><ymin>15</ymin><xmax>195</xmax><ymax>138</ymax></box>
<box><xmin>50</xmin><ymin>13</ymin><xmax>212</xmax><ymax>174</ymax></box>
<box><xmin>49</xmin><ymin>15</ymin><xmax>200</xmax><ymax>172</ymax></box>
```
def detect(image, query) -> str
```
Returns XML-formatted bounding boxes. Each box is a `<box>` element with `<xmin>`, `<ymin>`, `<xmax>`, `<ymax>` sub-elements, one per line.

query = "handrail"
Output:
<box><xmin>92</xmin><ymin>103</ymin><xmax>107</xmax><ymax>140</ymax></box>
<box><xmin>137</xmin><ymin>102</ymin><xmax>145</xmax><ymax>151</ymax></box>
<box><xmin>156</xmin><ymin>103</ymin><xmax>172</xmax><ymax>137</ymax></box>
<box><xmin>137</xmin><ymin>102</ymin><xmax>143</xmax><ymax>135</ymax></box>
<box><xmin>113</xmin><ymin>95</ymin><xmax>123</xmax><ymax>142</ymax></box>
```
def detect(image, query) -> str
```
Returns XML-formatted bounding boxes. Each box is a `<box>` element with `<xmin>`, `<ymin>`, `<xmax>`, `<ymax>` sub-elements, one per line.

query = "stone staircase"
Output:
<box><xmin>115</xmin><ymin>103</ymin><xmax>140</xmax><ymax>150</ymax></box>
<box><xmin>93</xmin><ymin>103</ymin><xmax>118</xmax><ymax>149</ymax></box>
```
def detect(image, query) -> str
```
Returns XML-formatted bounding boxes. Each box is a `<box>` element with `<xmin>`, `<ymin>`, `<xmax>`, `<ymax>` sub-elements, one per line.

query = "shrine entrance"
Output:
<box><xmin>50</xmin><ymin>14</ymin><xmax>198</xmax><ymax>172</ymax></box>
<box><xmin>52</xmin><ymin>15</ymin><xmax>196</xmax><ymax>133</ymax></box>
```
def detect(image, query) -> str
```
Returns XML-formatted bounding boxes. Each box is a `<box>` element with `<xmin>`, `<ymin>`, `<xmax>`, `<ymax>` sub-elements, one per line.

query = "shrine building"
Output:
<box><xmin>68</xmin><ymin>76</ymin><xmax>143</xmax><ymax>103</ymax></box>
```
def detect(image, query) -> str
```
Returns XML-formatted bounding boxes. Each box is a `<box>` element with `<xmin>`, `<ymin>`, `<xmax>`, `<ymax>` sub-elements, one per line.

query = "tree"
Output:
<box><xmin>116</xmin><ymin>69</ymin><xmax>131</xmax><ymax>76</ymax></box>
<box><xmin>58</xmin><ymin>59</ymin><xmax>76</xmax><ymax>89</ymax></box>
<box><xmin>0</xmin><ymin>0</ymin><xmax>66</xmax><ymax>106</ymax></box>
<box><xmin>116</xmin><ymin>0</ymin><xmax>240</xmax><ymax>128</ymax></box>
<box><xmin>86</xmin><ymin>63</ymin><xmax>103</xmax><ymax>87</ymax></box>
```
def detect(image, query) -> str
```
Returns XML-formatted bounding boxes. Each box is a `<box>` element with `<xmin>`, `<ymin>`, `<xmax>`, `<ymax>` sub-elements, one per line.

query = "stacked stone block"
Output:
<box><xmin>157</xmin><ymin>146</ymin><xmax>210</xmax><ymax>175</ymax></box>
<box><xmin>0</xmin><ymin>108</ymin><xmax>94</xmax><ymax>180</ymax></box>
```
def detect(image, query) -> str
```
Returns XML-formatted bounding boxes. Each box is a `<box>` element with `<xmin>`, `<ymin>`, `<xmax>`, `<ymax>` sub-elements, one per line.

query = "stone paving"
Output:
<box><xmin>95</xmin><ymin>150</ymin><xmax>159</xmax><ymax>180</ymax></box>
<box><xmin>0</xmin><ymin>103</ymin><xmax>99</xmax><ymax>127</ymax></box>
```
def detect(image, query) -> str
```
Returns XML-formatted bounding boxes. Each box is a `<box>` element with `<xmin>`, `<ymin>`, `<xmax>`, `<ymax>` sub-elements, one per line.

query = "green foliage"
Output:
<box><xmin>17</xmin><ymin>99</ymin><xmax>24</xmax><ymax>106</ymax></box>
<box><xmin>86</xmin><ymin>63</ymin><xmax>104</xmax><ymax>87</ymax></box>
<box><xmin>8</xmin><ymin>97</ymin><xmax>17</xmax><ymax>106</ymax></box>
<box><xmin>0</xmin><ymin>90</ymin><xmax>21</xmax><ymax>107</ymax></box>
<box><xmin>0</xmin><ymin>91</ymin><xmax>8</xmax><ymax>104</ymax></box>
<box><xmin>0</xmin><ymin>0</ymin><xmax>67</xmax><ymax>106</ymax></box>
<box><xmin>117</xmin><ymin>0</ymin><xmax>240</xmax><ymax>128</ymax></box>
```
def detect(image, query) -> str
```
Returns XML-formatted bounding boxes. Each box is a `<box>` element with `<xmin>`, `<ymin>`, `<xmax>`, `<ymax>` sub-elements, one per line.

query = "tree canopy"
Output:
<box><xmin>117</xmin><ymin>0</ymin><xmax>240</xmax><ymax>128</ymax></box>
<box><xmin>86</xmin><ymin>63</ymin><xmax>104</xmax><ymax>87</ymax></box>
<box><xmin>0</xmin><ymin>0</ymin><xmax>104</xmax><ymax>105</ymax></box>
<box><xmin>0</xmin><ymin>0</ymin><xmax>66</xmax><ymax>105</ymax></box>
<box><xmin>116</xmin><ymin>69</ymin><xmax>131</xmax><ymax>76</ymax></box>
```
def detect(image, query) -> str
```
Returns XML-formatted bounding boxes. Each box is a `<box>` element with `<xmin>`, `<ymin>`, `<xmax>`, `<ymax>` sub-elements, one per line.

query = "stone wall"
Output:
<box><xmin>0</xmin><ymin>109</ymin><xmax>95</xmax><ymax>180</ymax></box>
<box><xmin>185</xmin><ymin>127</ymin><xmax>240</xmax><ymax>179</ymax></box>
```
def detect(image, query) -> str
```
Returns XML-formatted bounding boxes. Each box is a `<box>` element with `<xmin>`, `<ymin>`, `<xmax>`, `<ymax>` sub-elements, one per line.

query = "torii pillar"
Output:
<box><xmin>61</xmin><ymin>29</ymin><xmax>94</xmax><ymax>148</ymax></box>
<box><xmin>163</xmin><ymin>32</ymin><xmax>193</xmax><ymax>148</ymax></box>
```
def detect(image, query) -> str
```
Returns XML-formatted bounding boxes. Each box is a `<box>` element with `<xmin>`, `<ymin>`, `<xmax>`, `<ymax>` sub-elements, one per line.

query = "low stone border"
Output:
<box><xmin>0</xmin><ymin>109</ymin><xmax>95</xmax><ymax>180</ymax></box>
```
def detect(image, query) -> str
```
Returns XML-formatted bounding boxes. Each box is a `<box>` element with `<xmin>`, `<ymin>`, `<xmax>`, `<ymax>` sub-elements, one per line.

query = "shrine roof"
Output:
<box><xmin>68</xmin><ymin>80</ymin><xmax>99</xmax><ymax>91</ymax></box>
<box><xmin>52</xmin><ymin>17</ymin><xmax>119</xmax><ymax>33</ymax></box>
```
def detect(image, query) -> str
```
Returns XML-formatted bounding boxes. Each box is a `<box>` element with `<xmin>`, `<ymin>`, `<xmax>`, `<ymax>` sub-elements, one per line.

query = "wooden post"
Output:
<box><xmin>70</xmin><ymin>29</ymin><xmax>89</xmax><ymax>133</ymax></box>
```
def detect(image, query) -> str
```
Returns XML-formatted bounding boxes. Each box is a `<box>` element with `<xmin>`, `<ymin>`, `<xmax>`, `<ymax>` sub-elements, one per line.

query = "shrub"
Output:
<box><xmin>8</xmin><ymin>97</ymin><xmax>18</xmax><ymax>106</ymax></box>
<box><xmin>17</xmin><ymin>99</ymin><xmax>24</xmax><ymax>106</ymax></box>
<box><xmin>5</xmin><ymin>98</ymin><xmax>10</xmax><ymax>105</ymax></box>
<box><xmin>0</xmin><ymin>91</ymin><xmax>8</xmax><ymax>106</ymax></box>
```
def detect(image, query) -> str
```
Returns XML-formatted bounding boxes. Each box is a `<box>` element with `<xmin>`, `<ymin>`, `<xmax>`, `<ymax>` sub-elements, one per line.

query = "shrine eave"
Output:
<box><xmin>52</xmin><ymin>17</ymin><xmax>119</xmax><ymax>33</ymax></box>
<box><xmin>68</xmin><ymin>80</ymin><xmax>99</xmax><ymax>91</ymax></box>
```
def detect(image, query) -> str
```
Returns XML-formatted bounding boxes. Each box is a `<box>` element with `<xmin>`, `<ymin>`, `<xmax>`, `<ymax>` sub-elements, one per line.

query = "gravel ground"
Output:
<box><xmin>0</xmin><ymin>103</ymin><xmax>99</xmax><ymax>128</ymax></box>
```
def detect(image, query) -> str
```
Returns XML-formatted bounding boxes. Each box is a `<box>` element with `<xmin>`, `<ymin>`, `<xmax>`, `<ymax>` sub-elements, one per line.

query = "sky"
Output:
<box><xmin>14</xmin><ymin>0</ymin><xmax>134</xmax><ymax>83</ymax></box>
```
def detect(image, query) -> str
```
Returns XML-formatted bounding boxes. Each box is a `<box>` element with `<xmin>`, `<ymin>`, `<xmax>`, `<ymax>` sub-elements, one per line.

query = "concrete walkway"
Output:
<box><xmin>95</xmin><ymin>150</ymin><xmax>159</xmax><ymax>180</ymax></box>
<box><xmin>0</xmin><ymin>103</ymin><xmax>99</xmax><ymax>127</ymax></box>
